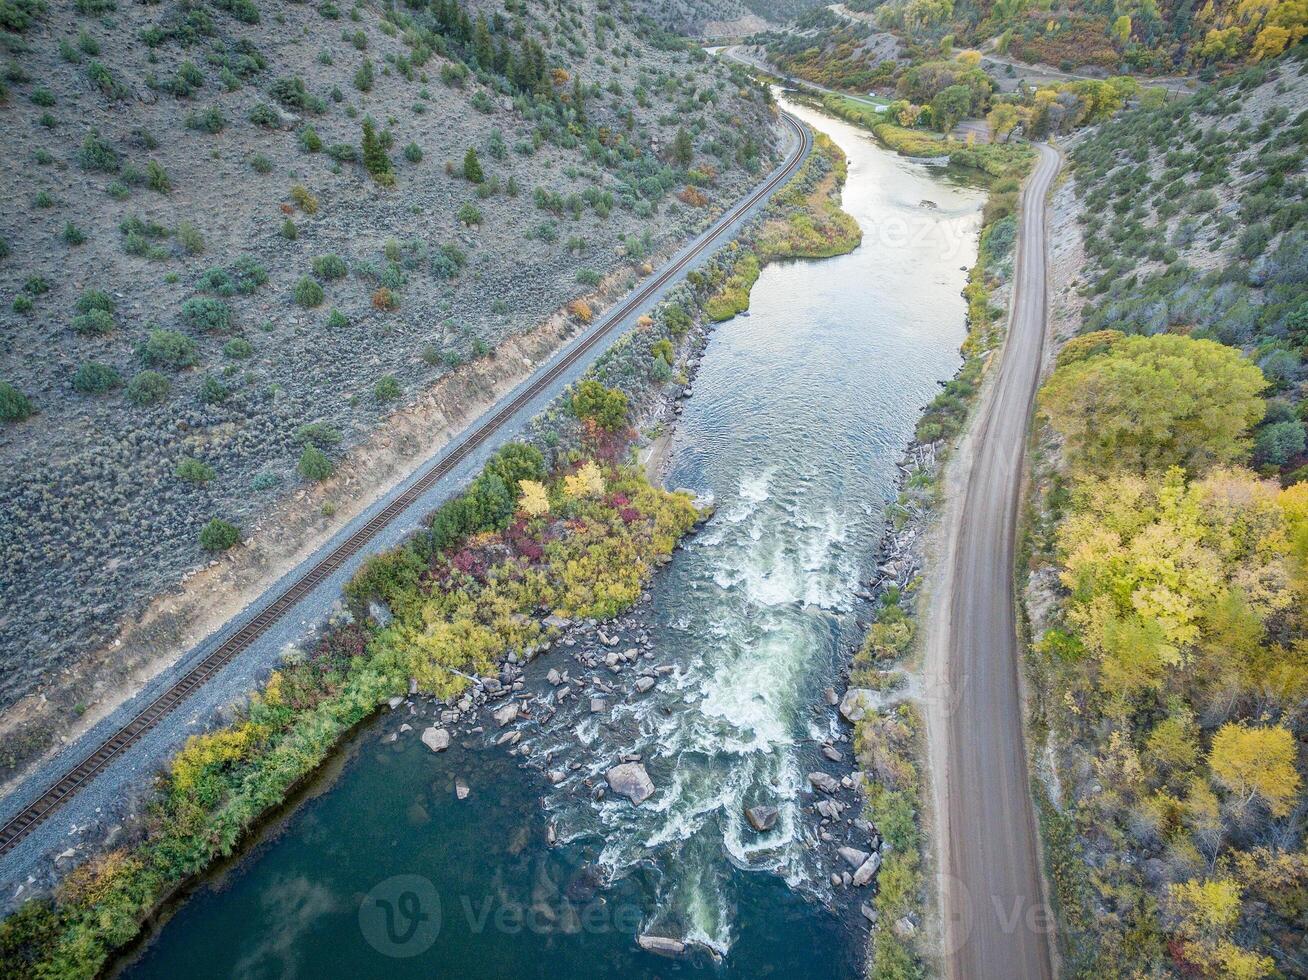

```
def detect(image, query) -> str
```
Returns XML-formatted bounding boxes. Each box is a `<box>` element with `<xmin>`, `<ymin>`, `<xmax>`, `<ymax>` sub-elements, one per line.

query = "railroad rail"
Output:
<box><xmin>0</xmin><ymin>112</ymin><xmax>810</xmax><ymax>858</ymax></box>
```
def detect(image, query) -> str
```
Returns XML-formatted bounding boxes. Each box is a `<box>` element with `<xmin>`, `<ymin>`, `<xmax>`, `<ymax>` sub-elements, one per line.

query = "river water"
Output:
<box><xmin>123</xmin><ymin>100</ymin><xmax>983</xmax><ymax>980</ymax></box>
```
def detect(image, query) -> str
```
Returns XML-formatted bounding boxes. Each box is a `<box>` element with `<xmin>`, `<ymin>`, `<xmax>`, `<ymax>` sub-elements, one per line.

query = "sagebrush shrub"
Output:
<box><xmin>294</xmin><ymin>276</ymin><xmax>324</xmax><ymax>307</ymax></box>
<box><xmin>0</xmin><ymin>380</ymin><xmax>33</xmax><ymax>421</ymax></box>
<box><xmin>199</xmin><ymin>517</ymin><xmax>240</xmax><ymax>551</ymax></box>
<box><xmin>126</xmin><ymin>370</ymin><xmax>170</xmax><ymax>406</ymax></box>
<box><xmin>72</xmin><ymin>361</ymin><xmax>122</xmax><ymax>394</ymax></box>
<box><xmin>139</xmin><ymin>328</ymin><xmax>198</xmax><ymax>369</ymax></box>
<box><xmin>180</xmin><ymin>296</ymin><xmax>231</xmax><ymax>332</ymax></box>
<box><xmin>175</xmin><ymin>456</ymin><xmax>216</xmax><ymax>483</ymax></box>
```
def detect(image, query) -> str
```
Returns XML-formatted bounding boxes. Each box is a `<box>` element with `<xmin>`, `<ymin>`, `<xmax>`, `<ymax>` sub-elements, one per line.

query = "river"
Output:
<box><xmin>122</xmin><ymin>99</ymin><xmax>984</xmax><ymax>980</ymax></box>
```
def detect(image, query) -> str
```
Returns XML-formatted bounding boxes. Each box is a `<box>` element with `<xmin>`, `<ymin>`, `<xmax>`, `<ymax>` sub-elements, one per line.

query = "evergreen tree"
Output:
<box><xmin>361</xmin><ymin>117</ymin><xmax>391</xmax><ymax>180</ymax></box>
<box><xmin>673</xmin><ymin>127</ymin><xmax>693</xmax><ymax>167</ymax></box>
<box><xmin>463</xmin><ymin>146</ymin><xmax>484</xmax><ymax>183</ymax></box>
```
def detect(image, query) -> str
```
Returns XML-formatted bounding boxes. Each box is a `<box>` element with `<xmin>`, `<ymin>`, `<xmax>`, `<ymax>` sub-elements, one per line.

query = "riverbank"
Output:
<box><xmin>834</xmin><ymin>137</ymin><xmax>1030</xmax><ymax>976</ymax></box>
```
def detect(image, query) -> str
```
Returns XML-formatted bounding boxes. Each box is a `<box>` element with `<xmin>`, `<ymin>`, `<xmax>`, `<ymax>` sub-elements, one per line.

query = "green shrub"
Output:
<box><xmin>145</xmin><ymin>159</ymin><xmax>170</xmax><ymax>192</ymax></box>
<box><xmin>175</xmin><ymin>456</ymin><xmax>216</xmax><ymax>483</ymax></box>
<box><xmin>72</xmin><ymin>361</ymin><xmax>121</xmax><ymax>394</ymax></box>
<box><xmin>250</xmin><ymin>153</ymin><xmax>272</xmax><ymax>173</ymax></box>
<box><xmin>180</xmin><ymin>296</ymin><xmax>231</xmax><ymax>332</ymax></box>
<box><xmin>294</xmin><ymin>276</ymin><xmax>324</xmax><ymax>307</ymax></box>
<box><xmin>71</xmin><ymin>309</ymin><xmax>115</xmax><ymax>336</ymax></box>
<box><xmin>326</xmin><ymin>143</ymin><xmax>358</xmax><ymax>163</ymax></box>
<box><xmin>463</xmin><ymin>147</ymin><xmax>484</xmax><ymax>183</ymax></box>
<box><xmin>403</xmin><ymin>142</ymin><xmax>422</xmax><ymax>163</ymax></box>
<box><xmin>571</xmin><ymin>379</ymin><xmax>628</xmax><ymax>431</ymax></box>
<box><xmin>61</xmin><ymin>222</ymin><xmax>87</xmax><ymax>246</ymax></box>
<box><xmin>457</xmin><ymin>202</ymin><xmax>482</xmax><ymax>225</ymax></box>
<box><xmin>185</xmin><ymin>106</ymin><xmax>226</xmax><ymax>134</ymax></box>
<box><xmin>248</xmin><ymin>102</ymin><xmax>279</xmax><ymax>128</ymax></box>
<box><xmin>86</xmin><ymin>60</ymin><xmax>127</xmax><ymax>100</ymax></box>
<box><xmin>353</xmin><ymin>58</ymin><xmax>373</xmax><ymax>92</ymax></box>
<box><xmin>198</xmin><ymin>374</ymin><xmax>229</xmax><ymax>404</ymax></box>
<box><xmin>12</xmin><ymin>295</ymin><xmax>33</xmax><ymax>314</ymax></box>
<box><xmin>76</xmin><ymin>129</ymin><xmax>119</xmax><ymax>172</ymax></box>
<box><xmin>126</xmin><ymin>370</ymin><xmax>171</xmax><ymax>406</ymax></box>
<box><xmin>296</xmin><ymin>421</ymin><xmax>342</xmax><ymax>447</ymax></box>
<box><xmin>298</xmin><ymin>443</ymin><xmax>334</xmax><ymax>481</ymax></box>
<box><xmin>199</xmin><ymin>517</ymin><xmax>240</xmax><ymax>551</ymax></box>
<box><xmin>299</xmin><ymin>125</ymin><xmax>322</xmax><ymax>153</ymax></box>
<box><xmin>1254</xmin><ymin>420</ymin><xmax>1307</xmax><ymax>466</ymax></box>
<box><xmin>326</xmin><ymin>308</ymin><xmax>348</xmax><ymax>328</ymax></box>
<box><xmin>0</xmin><ymin>380</ymin><xmax>34</xmax><ymax>421</ymax></box>
<box><xmin>312</xmin><ymin>254</ymin><xmax>347</xmax><ymax>280</ymax></box>
<box><xmin>280</xmin><ymin>218</ymin><xmax>297</xmax><ymax>240</ymax></box>
<box><xmin>139</xmin><ymin>329</ymin><xmax>198</xmax><ymax>369</ymax></box>
<box><xmin>374</xmin><ymin>374</ymin><xmax>400</xmax><ymax>401</ymax></box>
<box><xmin>0</xmin><ymin>0</ymin><xmax>47</xmax><ymax>33</ymax></box>
<box><xmin>176</xmin><ymin>221</ymin><xmax>204</xmax><ymax>255</ymax></box>
<box><xmin>223</xmin><ymin>337</ymin><xmax>253</xmax><ymax>359</ymax></box>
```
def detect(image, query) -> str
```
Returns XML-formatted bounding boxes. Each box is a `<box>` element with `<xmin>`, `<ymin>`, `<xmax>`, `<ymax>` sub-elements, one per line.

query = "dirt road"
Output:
<box><xmin>925</xmin><ymin>142</ymin><xmax>1061</xmax><ymax>980</ymax></box>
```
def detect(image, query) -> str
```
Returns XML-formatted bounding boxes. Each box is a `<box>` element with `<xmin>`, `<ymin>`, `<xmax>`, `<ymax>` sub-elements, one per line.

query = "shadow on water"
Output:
<box><xmin>121</xmin><ymin>98</ymin><xmax>984</xmax><ymax>980</ymax></box>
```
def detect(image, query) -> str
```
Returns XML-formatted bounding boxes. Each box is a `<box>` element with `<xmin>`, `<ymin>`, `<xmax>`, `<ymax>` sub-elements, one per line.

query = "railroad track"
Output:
<box><xmin>0</xmin><ymin>112</ymin><xmax>810</xmax><ymax>858</ymax></box>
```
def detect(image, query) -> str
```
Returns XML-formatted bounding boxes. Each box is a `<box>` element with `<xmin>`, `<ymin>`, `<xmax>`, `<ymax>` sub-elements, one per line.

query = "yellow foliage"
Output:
<box><xmin>518</xmin><ymin>479</ymin><xmax>550</xmax><ymax>517</ymax></box>
<box><xmin>170</xmin><ymin>722</ymin><xmax>264</xmax><ymax>793</ymax></box>
<box><xmin>1208</xmin><ymin>722</ymin><xmax>1301</xmax><ymax>816</ymax></box>
<box><xmin>563</xmin><ymin>461</ymin><xmax>604</xmax><ymax>498</ymax></box>
<box><xmin>568</xmin><ymin>299</ymin><xmax>593</xmax><ymax>323</ymax></box>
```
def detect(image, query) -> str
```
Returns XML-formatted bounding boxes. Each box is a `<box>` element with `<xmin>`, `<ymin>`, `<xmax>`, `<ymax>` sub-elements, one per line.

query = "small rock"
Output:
<box><xmin>860</xmin><ymin>903</ymin><xmax>878</xmax><ymax>924</ymax></box>
<box><xmin>590</xmin><ymin>697</ymin><xmax>607</xmax><ymax>713</ymax></box>
<box><xmin>634</xmin><ymin>676</ymin><xmax>655</xmax><ymax>694</ymax></box>
<box><xmin>455</xmin><ymin>777</ymin><xmax>470</xmax><ymax>800</ymax></box>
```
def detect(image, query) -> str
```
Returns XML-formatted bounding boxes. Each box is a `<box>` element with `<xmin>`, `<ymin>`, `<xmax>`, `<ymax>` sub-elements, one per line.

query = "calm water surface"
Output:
<box><xmin>124</xmin><ymin>99</ymin><xmax>984</xmax><ymax>980</ymax></box>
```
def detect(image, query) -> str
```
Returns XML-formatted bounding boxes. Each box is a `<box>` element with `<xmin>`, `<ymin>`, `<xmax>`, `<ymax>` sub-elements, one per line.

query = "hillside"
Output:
<box><xmin>852</xmin><ymin>0</ymin><xmax>1305</xmax><ymax>74</ymax></box>
<box><xmin>635</xmin><ymin>0</ymin><xmax>827</xmax><ymax>36</ymax></box>
<box><xmin>0</xmin><ymin>0</ymin><xmax>779</xmax><ymax>770</ymax></box>
<box><xmin>1025</xmin><ymin>50</ymin><xmax>1307</xmax><ymax>979</ymax></box>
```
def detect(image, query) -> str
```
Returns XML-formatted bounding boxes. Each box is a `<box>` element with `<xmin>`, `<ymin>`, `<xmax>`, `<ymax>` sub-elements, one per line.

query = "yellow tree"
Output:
<box><xmin>518</xmin><ymin>480</ymin><xmax>550</xmax><ymax>517</ymax></box>
<box><xmin>1208</xmin><ymin>723</ymin><xmax>1301</xmax><ymax>816</ymax></box>
<box><xmin>563</xmin><ymin>461</ymin><xmax>604</xmax><ymax>499</ymax></box>
<box><xmin>1167</xmin><ymin>877</ymin><xmax>1273</xmax><ymax>979</ymax></box>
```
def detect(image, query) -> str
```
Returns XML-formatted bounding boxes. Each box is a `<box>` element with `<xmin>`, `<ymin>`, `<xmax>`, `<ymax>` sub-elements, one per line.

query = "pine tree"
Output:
<box><xmin>673</xmin><ymin>127</ymin><xmax>693</xmax><ymax>167</ymax></box>
<box><xmin>463</xmin><ymin>146</ymin><xmax>484</xmax><ymax>184</ymax></box>
<box><xmin>361</xmin><ymin>117</ymin><xmax>391</xmax><ymax>180</ymax></box>
<box><xmin>572</xmin><ymin>75</ymin><xmax>585</xmax><ymax>127</ymax></box>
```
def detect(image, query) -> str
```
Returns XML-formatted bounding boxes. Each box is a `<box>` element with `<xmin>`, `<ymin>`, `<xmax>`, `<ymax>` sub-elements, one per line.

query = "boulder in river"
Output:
<box><xmin>637</xmin><ymin>934</ymin><xmax>686</xmax><ymax>957</ymax></box>
<box><xmin>420</xmin><ymin>727</ymin><xmax>451</xmax><ymax>752</ymax></box>
<box><xmin>853</xmin><ymin>852</ymin><xmax>882</xmax><ymax>887</ymax></box>
<box><xmin>455</xmin><ymin>777</ymin><xmax>470</xmax><ymax>800</ymax></box>
<box><xmin>634</xmin><ymin>676</ymin><xmax>655</xmax><ymax>693</ymax></box>
<box><xmin>808</xmin><ymin>771</ymin><xmax>840</xmax><ymax>794</ymax></box>
<box><xmin>839</xmin><ymin>846</ymin><xmax>870</xmax><ymax>869</ymax></box>
<box><xmin>744</xmin><ymin>805</ymin><xmax>779</xmax><ymax>832</ymax></box>
<box><xmin>493</xmin><ymin>702</ymin><xmax>520</xmax><ymax>727</ymax></box>
<box><xmin>839</xmin><ymin>689</ymin><xmax>873</xmax><ymax>723</ymax></box>
<box><xmin>606</xmin><ymin>763</ymin><xmax>655</xmax><ymax>805</ymax></box>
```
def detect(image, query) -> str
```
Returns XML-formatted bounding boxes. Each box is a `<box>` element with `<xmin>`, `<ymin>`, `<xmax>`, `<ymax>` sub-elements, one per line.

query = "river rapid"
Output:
<box><xmin>123</xmin><ymin>99</ymin><xmax>984</xmax><ymax>980</ymax></box>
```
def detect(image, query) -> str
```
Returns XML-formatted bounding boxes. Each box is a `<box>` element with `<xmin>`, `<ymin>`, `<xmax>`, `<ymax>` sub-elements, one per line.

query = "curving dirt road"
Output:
<box><xmin>925</xmin><ymin>142</ymin><xmax>1061</xmax><ymax>980</ymax></box>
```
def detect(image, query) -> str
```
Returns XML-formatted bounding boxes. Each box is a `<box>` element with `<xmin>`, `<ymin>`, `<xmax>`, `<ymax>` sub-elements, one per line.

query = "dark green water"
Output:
<box><xmin>123</xmin><ymin>100</ymin><xmax>984</xmax><ymax>980</ymax></box>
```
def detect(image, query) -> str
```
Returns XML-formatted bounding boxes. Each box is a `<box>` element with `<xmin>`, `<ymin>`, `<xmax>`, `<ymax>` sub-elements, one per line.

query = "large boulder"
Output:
<box><xmin>838</xmin><ymin>846</ymin><xmax>870</xmax><ymax>869</ymax></box>
<box><xmin>420</xmin><ymin>727</ymin><xmax>450</xmax><ymax>752</ymax></box>
<box><xmin>606</xmin><ymin>763</ymin><xmax>655</xmax><ymax>805</ymax></box>
<box><xmin>853</xmin><ymin>852</ymin><xmax>882</xmax><ymax>887</ymax></box>
<box><xmin>493</xmin><ymin>702</ymin><xmax>520</xmax><ymax>727</ymax></box>
<box><xmin>839</xmin><ymin>688</ymin><xmax>874</xmax><ymax>724</ymax></box>
<box><xmin>637</xmin><ymin>934</ymin><xmax>686</xmax><ymax>957</ymax></box>
<box><xmin>808</xmin><ymin>771</ymin><xmax>840</xmax><ymax>794</ymax></box>
<box><xmin>744</xmin><ymin>805</ymin><xmax>779</xmax><ymax>832</ymax></box>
